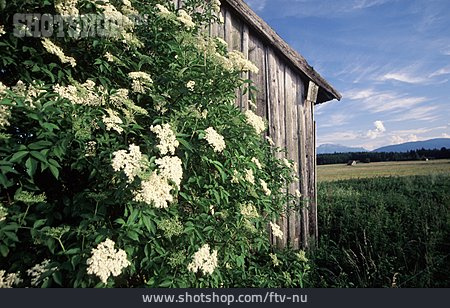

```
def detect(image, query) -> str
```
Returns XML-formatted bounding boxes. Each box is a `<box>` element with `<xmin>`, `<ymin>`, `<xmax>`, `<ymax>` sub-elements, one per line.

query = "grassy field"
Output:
<box><xmin>311</xmin><ymin>175</ymin><xmax>450</xmax><ymax>287</ymax></box>
<box><xmin>317</xmin><ymin>159</ymin><xmax>450</xmax><ymax>182</ymax></box>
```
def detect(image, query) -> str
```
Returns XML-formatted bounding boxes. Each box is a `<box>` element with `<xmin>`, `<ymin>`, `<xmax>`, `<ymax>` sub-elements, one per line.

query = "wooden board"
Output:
<box><xmin>284</xmin><ymin>67</ymin><xmax>300</xmax><ymax>249</ymax></box>
<box><xmin>267</xmin><ymin>48</ymin><xmax>287</xmax><ymax>248</ymax></box>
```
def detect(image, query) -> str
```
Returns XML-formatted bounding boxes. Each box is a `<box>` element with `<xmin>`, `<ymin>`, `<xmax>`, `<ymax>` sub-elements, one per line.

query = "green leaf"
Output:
<box><xmin>30</xmin><ymin>151</ymin><xmax>47</xmax><ymax>163</ymax></box>
<box><xmin>10</xmin><ymin>151</ymin><xmax>28</xmax><ymax>162</ymax></box>
<box><xmin>0</xmin><ymin>244</ymin><xmax>9</xmax><ymax>257</ymax></box>
<box><xmin>49</xmin><ymin>164</ymin><xmax>59</xmax><ymax>179</ymax></box>
<box><xmin>52</xmin><ymin>272</ymin><xmax>63</xmax><ymax>286</ymax></box>
<box><xmin>159</xmin><ymin>280</ymin><xmax>173</xmax><ymax>287</ymax></box>
<box><xmin>25</xmin><ymin>157</ymin><xmax>38</xmax><ymax>177</ymax></box>
<box><xmin>178</xmin><ymin>138</ymin><xmax>194</xmax><ymax>152</ymax></box>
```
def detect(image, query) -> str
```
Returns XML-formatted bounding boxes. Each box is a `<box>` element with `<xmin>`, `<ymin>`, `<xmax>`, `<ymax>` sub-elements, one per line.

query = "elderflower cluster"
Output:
<box><xmin>112</xmin><ymin>144</ymin><xmax>147</xmax><ymax>182</ymax></box>
<box><xmin>151</xmin><ymin>124</ymin><xmax>179</xmax><ymax>155</ymax></box>
<box><xmin>0</xmin><ymin>24</ymin><xmax>6</xmax><ymax>37</ymax></box>
<box><xmin>177</xmin><ymin>10</ymin><xmax>195</xmax><ymax>29</ymax></box>
<box><xmin>134</xmin><ymin>172</ymin><xmax>174</xmax><ymax>208</ymax></box>
<box><xmin>186</xmin><ymin>80</ymin><xmax>196</xmax><ymax>91</ymax></box>
<box><xmin>240</xmin><ymin>203</ymin><xmax>259</xmax><ymax>219</ymax></box>
<box><xmin>54</xmin><ymin>80</ymin><xmax>106</xmax><ymax>106</ymax></box>
<box><xmin>269</xmin><ymin>253</ymin><xmax>280</xmax><ymax>267</ymax></box>
<box><xmin>0</xmin><ymin>106</ymin><xmax>10</xmax><ymax>129</ymax></box>
<box><xmin>260</xmin><ymin>179</ymin><xmax>271</xmax><ymax>196</ymax></box>
<box><xmin>55</xmin><ymin>0</ymin><xmax>79</xmax><ymax>16</ymax></box>
<box><xmin>104</xmin><ymin>52</ymin><xmax>114</xmax><ymax>62</ymax></box>
<box><xmin>155</xmin><ymin>156</ymin><xmax>183</xmax><ymax>189</ymax></box>
<box><xmin>215</xmin><ymin>37</ymin><xmax>228</xmax><ymax>49</ymax></box>
<box><xmin>159</xmin><ymin>217</ymin><xmax>183</xmax><ymax>239</ymax></box>
<box><xmin>245</xmin><ymin>110</ymin><xmax>266</xmax><ymax>134</ymax></box>
<box><xmin>244</xmin><ymin>169</ymin><xmax>255</xmax><ymax>185</ymax></box>
<box><xmin>270</xmin><ymin>222</ymin><xmax>283</xmax><ymax>239</ymax></box>
<box><xmin>86</xmin><ymin>239</ymin><xmax>130</xmax><ymax>284</ymax></box>
<box><xmin>295</xmin><ymin>189</ymin><xmax>302</xmax><ymax>198</ymax></box>
<box><xmin>187</xmin><ymin>244</ymin><xmax>218</xmax><ymax>275</ymax></box>
<box><xmin>0</xmin><ymin>270</ymin><xmax>22</xmax><ymax>288</ymax></box>
<box><xmin>0</xmin><ymin>204</ymin><xmax>7</xmax><ymax>222</ymax></box>
<box><xmin>266</xmin><ymin>136</ymin><xmax>275</xmax><ymax>146</ymax></box>
<box><xmin>228</xmin><ymin>51</ymin><xmax>259</xmax><ymax>73</ymax></box>
<box><xmin>211</xmin><ymin>0</ymin><xmax>221</xmax><ymax>13</ymax></box>
<box><xmin>251</xmin><ymin>157</ymin><xmax>262</xmax><ymax>169</ymax></box>
<box><xmin>27</xmin><ymin>259</ymin><xmax>55</xmax><ymax>287</ymax></box>
<box><xmin>156</xmin><ymin>4</ymin><xmax>173</xmax><ymax>19</ymax></box>
<box><xmin>204</xmin><ymin>127</ymin><xmax>226</xmax><ymax>153</ymax></box>
<box><xmin>128</xmin><ymin>72</ymin><xmax>153</xmax><ymax>94</ymax></box>
<box><xmin>41</xmin><ymin>38</ymin><xmax>76</xmax><ymax>67</ymax></box>
<box><xmin>103</xmin><ymin>109</ymin><xmax>123</xmax><ymax>134</ymax></box>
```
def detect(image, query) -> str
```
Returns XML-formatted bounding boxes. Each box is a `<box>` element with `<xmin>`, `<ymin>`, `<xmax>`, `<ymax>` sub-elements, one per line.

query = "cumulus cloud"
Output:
<box><xmin>367</xmin><ymin>120</ymin><xmax>386</xmax><ymax>139</ymax></box>
<box><xmin>390</xmin><ymin>134</ymin><xmax>418</xmax><ymax>145</ymax></box>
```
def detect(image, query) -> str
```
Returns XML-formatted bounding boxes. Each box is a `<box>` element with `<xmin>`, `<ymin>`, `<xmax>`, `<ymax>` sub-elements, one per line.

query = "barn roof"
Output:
<box><xmin>225</xmin><ymin>0</ymin><xmax>342</xmax><ymax>104</ymax></box>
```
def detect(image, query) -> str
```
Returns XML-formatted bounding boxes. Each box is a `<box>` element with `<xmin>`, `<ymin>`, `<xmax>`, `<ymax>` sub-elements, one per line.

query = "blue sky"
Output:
<box><xmin>245</xmin><ymin>0</ymin><xmax>450</xmax><ymax>150</ymax></box>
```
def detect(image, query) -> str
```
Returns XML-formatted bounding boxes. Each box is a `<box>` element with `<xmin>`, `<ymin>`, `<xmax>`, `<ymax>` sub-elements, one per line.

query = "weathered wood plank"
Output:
<box><xmin>248</xmin><ymin>32</ymin><xmax>267</xmax><ymax>119</ymax></box>
<box><xmin>241</xmin><ymin>24</ymin><xmax>250</xmax><ymax>110</ymax></box>
<box><xmin>267</xmin><ymin>48</ymin><xmax>287</xmax><ymax>248</ymax></box>
<box><xmin>284</xmin><ymin>67</ymin><xmax>300</xmax><ymax>249</ymax></box>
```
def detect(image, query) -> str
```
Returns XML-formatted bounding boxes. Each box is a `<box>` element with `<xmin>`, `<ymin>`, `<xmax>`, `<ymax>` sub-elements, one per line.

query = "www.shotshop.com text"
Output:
<box><xmin>142</xmin><ymin>292</ymin><xmax>308</xmax><ymax>305</ymax></box>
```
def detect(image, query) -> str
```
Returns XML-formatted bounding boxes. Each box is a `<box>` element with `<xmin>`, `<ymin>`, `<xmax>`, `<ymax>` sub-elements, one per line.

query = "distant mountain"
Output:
<box><xmin>317</xmin><ymin>144</ymin><xmax>368</xmax><ymax>154</ymax></box>
<box><xmin>373</xmin><ymin>138</ymin><xmax>450</xmax><ymax>153</ymax></box>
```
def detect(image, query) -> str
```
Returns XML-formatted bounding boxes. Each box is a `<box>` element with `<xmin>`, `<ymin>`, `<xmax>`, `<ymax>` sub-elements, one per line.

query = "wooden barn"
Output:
<box><xmin>172</xmin><ymin>0</ymin><xmax>342</xmax><ymax>249</ymax></box>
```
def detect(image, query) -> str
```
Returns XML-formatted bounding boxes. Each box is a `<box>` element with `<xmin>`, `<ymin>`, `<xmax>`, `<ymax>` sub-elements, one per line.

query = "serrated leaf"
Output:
<box><xmin>10</xmin><ymin>151</ymin><xmax>28</xmax><ymax>162</ymax></box>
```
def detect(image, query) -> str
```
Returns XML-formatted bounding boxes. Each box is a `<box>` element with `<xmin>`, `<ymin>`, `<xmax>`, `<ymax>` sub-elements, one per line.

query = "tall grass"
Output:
<box><xmin>310</xmin><ymin>175</ymin><xmax>450</xmax><ymax>287</ymax></box>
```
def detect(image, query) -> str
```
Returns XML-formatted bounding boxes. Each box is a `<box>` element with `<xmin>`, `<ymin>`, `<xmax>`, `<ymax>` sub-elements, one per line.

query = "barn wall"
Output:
<box><xmin>171</xmin><ymin>0</ymin><xmax>318</xmax><ymax>249</ymax></box>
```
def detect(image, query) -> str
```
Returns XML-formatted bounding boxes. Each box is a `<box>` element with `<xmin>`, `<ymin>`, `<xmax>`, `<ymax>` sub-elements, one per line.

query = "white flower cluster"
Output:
<box><xmin>103</xmin><ymin>108</ymin><xmax>123</xmax><ymax>134</ymax></box>
<box><xmin>186</xmin><ymin>80</ymin><xmax>196</xmax><ymax>91</ymax></box>
<box><xmin>85</xmin><ymin>141</ymin><xmax>97</xmax><ymax>157</ymax></box>
<box><xmin>134</xmin><ymin>171</ymin><xmax>174</xmax><ymax>208</ymax></box>
<box><xmin>96</xmin><ymin>0</ymin><xmax>136</xmax><ymax>44</ymax></box>
<box><xmin>240</xmin><ymin>203</ymin><xmax>259</xmax><ymax>219</ymax></box>
<box><xmin>211</xmin><ymin>0</ymin><xmax>221</xmax><ymax>13</ymax></box>
<box><xmin>187</xmin><ymin>244</ymin><xmax>218</xmax><ymax>275</ymax></box>
<box><xmin>295</xmin><ymin>189</ymin><xmax>302</xmax><ymax>198</ymax></box>
<box><xmin>177</xmin><ymin>10</ymin><xmax>195</xmax><ymax>29</ymax></box>
<box><xmin>54</xmin><ymin>80</ymin><xmax>106</xmax><ymax>106</ymax></box>
<box><xmin>251</xmin><ymin>157</ymin><xmax>262</xmax><ymax>169</ymax></box>
<box><xmin>228</xmin><ymin>50</ymin><xmax>259</xmax><ymax>74</ymax></box>
<box><xmin>260</xmin><ymin>179</ymin><xmax>271</xmax><ymax>196</ymax></box>
<box><xmin>0</xmin><ymin>204</ymin><xmax>7</xmax><ymax>222</ymax></box>
<box><xmin>41</xmin><ymin>38</ymin><xmax>77</xmax><ymax>67</ymax></box>
<box><xmin>150</xmin><ymin>123</ymin><xmax>179</xmax><ymax>155</ymax></box>
<box><xmin>0</xmin><ymin>270</ymin><xmax>22</xmax><ymax>288</ymax></box>
<box><xmin>112</xmin><ymin>144</ymin><xmax>146</xmax><ymax>182</ymax></box>
<box><xmin>104</xmin><ymin>52</ymin><xmax>114</xmax><ymax>62</ymax></box>
<box><xmin>204</xmin><ymin>127</ymin><xmax>226</xmax><ymax>153</ymax></box>
<box><xmin>55</xmin><ymin>0</ymin><xmax>79</xmax><ymax>16</ymax></box>
<box><xmin>86</xmin><ymin>239</ymin><xmax>130</xmax><ymax>284</ymax></box>
<box><xmin>270</xmin><ymin>222</ymin><xmax>283</xmax><ymax>240</ymax></box>
<box><xmin>156</xmin><ymin>4</ymin><xmax>173</xmax><ymax>19</ymax></box>
<box><xmin>215</xmin><ymin>37</ymin><xmax>228</xmax><ymax>49</ymax></box>
<box><xmin>27</xmin><ymin>259</ymin><xmax>54</xmax><ymax>287</ymax></box>
<box><xmin>128</xmin><ymin>72</ymin><xmax>153</xmax><ymax>94</ymax></box>
<box><xmin>0</xmin><ymin>106</ymin><xmax>10</xmax><ymax>129</ymax></box>
<box><xmin>266</xmin><ymin>136</ymin><xmax>275</xmax><ymax>146</ymax></box>
<box><xmin>244</xmin><ymin>169</ymin><xmax>255</xmax><ymax>185</ymax></box>
<box><xmin>0</xmin><ymin>24</ymin><xmax>6</xmax><ymax>37</ymax></box>
<box><xmin>245</xmin><ymin>110</ymin><xmax>266</xmax><ymax>134</ymax></box>
<box><xmin>269</xmin><ymin>253</ymin><xmax>280</xmax><ymax>266</ymax></box>
<box><xmin>155</xmin><ymin>156</ymin><xmax>183</xmax><ymax>189</ymax></box>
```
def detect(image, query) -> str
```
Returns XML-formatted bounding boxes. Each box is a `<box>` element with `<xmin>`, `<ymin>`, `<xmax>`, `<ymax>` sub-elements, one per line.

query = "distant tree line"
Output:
<box><xmin>317</xmin><ymin>148</ymin><xmax>450</xmax><ymax>165</ymax></box>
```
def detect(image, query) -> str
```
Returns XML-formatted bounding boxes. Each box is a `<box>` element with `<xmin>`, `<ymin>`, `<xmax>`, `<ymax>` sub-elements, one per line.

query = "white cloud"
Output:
<box><xmin>245</xmin><ymin>0</ymin><xmax>267</xmax><ymax>11</ymax></box>
<box><xmin>367</xmin><ymin>120</ymin><xmax>386</xmax><ymax>139</ymax></box>
<box><xmin>344</xmin><ymin>88</ymin><xmax>428</xmax><ymax>113</ymax></box>
<box><xmin>317</xmin><ymin>131</ymin><xmax>360</xmax><ymax>145</ymax></box>
<box><xmin>391</xmin><ymin>105</ymin><xmax>440</xmax><ymax>122</ymax></box>
<box><xmin>379</xmin><ymin>72</ymin><xmax>428</xmax><ymax>84</ymax></box>
<box><xmin>320</xmin><ymin>113</ymin><xmax>352</xmax><ymax>128</ymax></box>
<box><xmin>390</xmin><ymin>134</ymin><xmax>418</xmax><ymax>145</ymax></box>
<box><xmin>429</xmin><ymin>66</ymin><xmax>450</xmax><ymax>78</ymax></box>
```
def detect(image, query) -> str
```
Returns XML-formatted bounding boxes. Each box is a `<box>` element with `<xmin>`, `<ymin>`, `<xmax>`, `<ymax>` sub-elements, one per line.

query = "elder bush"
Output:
<box><xmin>0</xmin><ymin>0</ymin><xmax>309</xmax><ymax>287</ymax></box>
